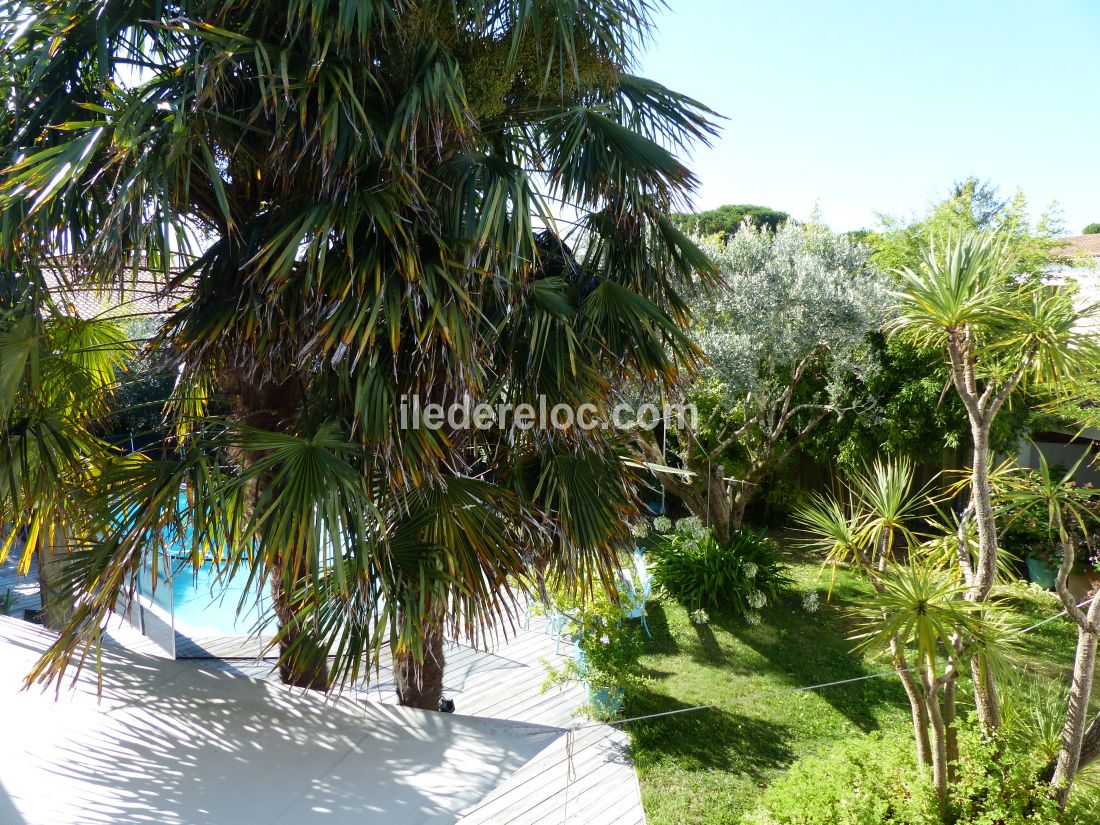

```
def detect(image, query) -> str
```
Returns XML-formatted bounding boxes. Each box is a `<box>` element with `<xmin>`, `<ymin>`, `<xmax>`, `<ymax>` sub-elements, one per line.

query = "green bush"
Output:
<box><xmin>1083</xmin><ymin>222</ymin><xmax>1100</xmax><ymax>235</ymax></box>
<box><xmin>648</xmin><ymin>521</ymin><xmax>790</xmax><ymax>618</ymax></box>
<box><xmin>748</xmin><ymin>723</ymin><xmax>1095</xmax><ymax>825</ymax></box>
<box><xmin>948</xmin><ymin>726</ymin><xmax>1063</xmax><ymax>825</ymax></box>
<box><xmin>747</xmin><ymin>732</ymin><xmax>938</xmax><ymax>825</ymax></box>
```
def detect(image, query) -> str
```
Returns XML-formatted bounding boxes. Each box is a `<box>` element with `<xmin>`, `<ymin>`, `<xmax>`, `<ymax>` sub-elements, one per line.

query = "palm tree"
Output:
<box><xmin>0</xmin><ymin>1</ymin><xmax>718</xmax><ymax>702</ymax></box>
<box><xmin>1002</xmin><ymin>450</ymin><xmax>1100</xmax><ymax>806</ymax></box>
<box><xmin>852</xmin><ymin>563</ymin><xmax>1014</xmax><ymax>811</ymax></box>
<box><xmin>795</xmin><ymin>458</ymin><xmax>940</xmax><ymax>768</ymax></box>
<box><xmin>0</xmin><ymin>277</ymin><xmax>131</xmax><ymax>629</ymax></box>
<box><xmin>889</xmin><ymin>228</ymin><xmax>1100</xmax><ymax>729</ymax></box>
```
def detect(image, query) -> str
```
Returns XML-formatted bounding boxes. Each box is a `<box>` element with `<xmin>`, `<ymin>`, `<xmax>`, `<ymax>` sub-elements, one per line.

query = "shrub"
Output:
<box><xmin>746</xmin><ymin>732</ymin><xmax>938</xmax><ymax>825</ymax></box>
<box><xmin>749</xmin><ymin>723</ymin><xmax>1094</xmax><ymax>825</ymax></box>
<box><xmin>1083</xmin><ymin>223</ymin><xmax>1100</xmax><ymax>235</ymax></box>
<box><xmin>648</xmin><ymin>524</ymin><xmax>790</xmax><ymax>618</ymax></box>
<box><xmin>948</xmin><ymin>726</ymin><xmax>1063</xmax><ymax>824</ymax></box>
<box><xmin>538</xmin><ymin>577</ymin><xmax>648</xmax><ymax>718</ymax></box>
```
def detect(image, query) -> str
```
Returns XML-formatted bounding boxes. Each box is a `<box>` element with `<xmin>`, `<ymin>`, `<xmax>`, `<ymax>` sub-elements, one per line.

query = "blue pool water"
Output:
<box><xmin>170</xmin><ymin>560</ymin><xmax>272</xmax><ymax>636</ymax></box>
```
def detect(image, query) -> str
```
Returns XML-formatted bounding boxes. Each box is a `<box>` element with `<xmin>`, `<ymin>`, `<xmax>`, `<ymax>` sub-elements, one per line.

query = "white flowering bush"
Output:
<box><xmin>689</xmin><ymin>608</ymin><xmax>710</xmax><ymax>625</ymax></box>
<box><xmin>652</xmin><ymin>515</ymin><xmax>673</xmax><ymax>533</ymax></box>
<box><xmin>802</xmin><ymin>590</ymin><xmax>821</xmax><ymax>614</ymax></box>
<box><xmin>629</xmin><ymin>521</ymin><xmax>649</xmax><ymax>539</ymax></box>
<box><xmin>648</xmin><ymin>526</ymin><xmax>790</xmax><ymax>620</ymax></box>
<box><xmin>675</xmin><ymin>515</ymin><xmax>706</xmax><ymax>538</ymax></box>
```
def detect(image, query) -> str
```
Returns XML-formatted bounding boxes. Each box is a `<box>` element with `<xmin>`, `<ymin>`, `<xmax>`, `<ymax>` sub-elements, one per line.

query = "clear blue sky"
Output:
<box><xmin>639</xmin><ymin>1</ymin><xmax>1100</xmax><ymax>234</ymax></box>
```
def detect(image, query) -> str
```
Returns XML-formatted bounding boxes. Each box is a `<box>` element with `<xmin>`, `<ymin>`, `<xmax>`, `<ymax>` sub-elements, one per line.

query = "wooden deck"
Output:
<box><xmin>180</xmin><ymin>616</ymin><xmax>647</xmax><ymax>823</ymax></box>
<box><xmin>0</xmin><ymin>537</ymin><xmax>42</xmax><ymax>619</ymax></box>
<box><xmin>2</xmin><ymin>550</ymin><xmax>647</xmax><ymax>824</ymax></box>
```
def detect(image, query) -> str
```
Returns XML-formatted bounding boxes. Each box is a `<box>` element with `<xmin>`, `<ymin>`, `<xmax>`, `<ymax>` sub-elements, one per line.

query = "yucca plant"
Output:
<box><xmin>889</xmin><ymin>228</ymin><xmax>1100</xmax><ymax>730</ymax></box>
<box><xmin>852</xmin><ymin>563</ymin><xmax>1016</xmax><ymax>810</ymax></box>
<box><xmin>1000</xmin><ymin>449</ymin><xmax>1100</xmax><ymax>805</ymax></box>
<box><xmin>795</xmin><ymin>457</ymin><xmax>945</xmax><ymax>770</ymax></box>
<box><xmin>0</xmin><ymin>0</ymin><xmax>718</xmax><ymax>704</ymax></box>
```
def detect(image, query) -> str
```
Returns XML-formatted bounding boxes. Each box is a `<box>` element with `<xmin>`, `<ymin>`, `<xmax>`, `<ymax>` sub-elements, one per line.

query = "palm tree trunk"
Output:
<box><xmin>271</xmin><ymin>555</ymin><xmax>329</xmax><ymax>690</ymax></box>
<box><xmin>967</xmin><ymin>425</ymin><xmax>1002</xmax><ymax>731</ymax></box>
<box><xmin>922</xmin><ymin>664</ymin><xmax>949</xmax><ymax>812</ymax></box>
<box><xmin>970</xmin><ymin>653</ymin><xmax>1002</xmax><ymax>731</ymax></box>
<box><xmin>943</xmin><ymin>675</ymin><xmax>959</xmax><ymax>772</ymax></box>
<box><xmin>893</xmin><ymin>638</ymin><xmax>932</xmax><ymax>767</ymax></box>
<box><xmin>395</xmin><ymin>624</ymin><xmax>445</xmax><ymax>711</ymax></box>
<box><xmin>1052</xmin><ymin>624</ymin><xmax>1098</xmax><ymax>806</ymax></box>
<box><xmin>968</xmin><ymin>425</ymin><xmax>998</xmax><ymax>601</ymax></box>
<box><xmin>38</xmin><ymin>521</ymin><xmax>71</xmax><ymax>630</ymax></box>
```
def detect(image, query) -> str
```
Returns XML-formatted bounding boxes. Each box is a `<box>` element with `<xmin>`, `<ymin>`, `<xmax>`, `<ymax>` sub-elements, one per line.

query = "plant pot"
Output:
<box><xmin>1026</xmin><ymin>557</ymin><xmax>1056</xmax><ymax>590</ymax></box>
<box><xmin>1067</xmin><ymin>572</ymin><xmax>1100</xmax><ymax>601</ymax></box>
<box><xmin>584</xmin><ymin>683</ymin><xmax>624</xmax><ymax>719</ymax></box>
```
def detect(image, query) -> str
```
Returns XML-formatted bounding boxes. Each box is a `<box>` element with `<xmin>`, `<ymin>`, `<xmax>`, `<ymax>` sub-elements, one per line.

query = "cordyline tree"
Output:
<box><xmin>1002</xmin><ymin>451</ymin><xmax>1100</xmax><ymax>807</ymax></box>
<box><xmin>0</xmin><ymin>0</ymin><xmax>718</xmax><ymax>704</ymax></box>
<box><xmin>889</xmin><ymin>229</ymin><xmax>1100</xmax><ymax>730</ymax></box>
<box><xmin>635</xmin><ymin>221</ymin><xmax>884</xmax><ymax>544</ymax></box>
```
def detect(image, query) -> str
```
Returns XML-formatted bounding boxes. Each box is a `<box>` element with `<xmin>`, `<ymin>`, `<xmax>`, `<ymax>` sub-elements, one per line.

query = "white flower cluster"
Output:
<box><xmin>802</xmin><ymin>590</ymin><xmax>820</xmax><ymax>614</ymax></box>
<box><xmin>747</xmin><ymin>590</ymin><xmax>767</xmax><ymax>609</ymax></box>
<box><xmin>689</xmin><ymin>608</ymin><xmax>710</xmax><ymax>625</ymax></box>
<box><xmin>630</xmin><ymin>521</ymin><xmax>650</xmax><ymax>539</ymax></box>
<box><xmin>652</xmin><ymin>515</ymin><xmax>673</xmax><ymax>533</ymax></box>
<box><xmin>743</xmin><ymin>562</ymin><xmax>758</xmax><ymax>580</ymax></box>
<box><xmin>675</xmin><ymin>516</ymin><xmax>707</xmax><ymax>538</ymax></box>
<box><xmin>745</xmin><ymin>611</ymin><xmax>762</xmax><ymax>627</ymax></box>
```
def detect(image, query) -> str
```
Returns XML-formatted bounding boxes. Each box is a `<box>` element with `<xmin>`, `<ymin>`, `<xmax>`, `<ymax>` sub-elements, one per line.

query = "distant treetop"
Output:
<box><xmin>672</xmin><ymin>204</ymin><xmax>790</xmax><ymax>240</ymax></box>
<box><xmin>1084</xmin><ymin>223</ymin><xmax>1100</xmax><ymax>235</ymax></box>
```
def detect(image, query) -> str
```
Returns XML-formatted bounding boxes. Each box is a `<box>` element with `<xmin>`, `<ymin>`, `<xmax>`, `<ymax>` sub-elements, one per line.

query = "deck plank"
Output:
<box><xmin>4</xmin><ymin>562</ymin><xmax>646</xmax><ymax>824</ymax></box>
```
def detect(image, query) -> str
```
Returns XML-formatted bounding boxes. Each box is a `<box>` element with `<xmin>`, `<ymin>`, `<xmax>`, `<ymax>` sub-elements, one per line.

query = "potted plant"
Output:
<box><xmin>541</xmin><ymin>578</ymin><xmax>647</xmax><ymax>720</ymax></box>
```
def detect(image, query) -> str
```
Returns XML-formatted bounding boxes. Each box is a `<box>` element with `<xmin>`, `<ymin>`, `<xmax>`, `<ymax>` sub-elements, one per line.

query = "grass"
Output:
<box><xmin>623</xmin><ymin>552</ymin><xmax>1085</xmax><ymax>825</ymax></box>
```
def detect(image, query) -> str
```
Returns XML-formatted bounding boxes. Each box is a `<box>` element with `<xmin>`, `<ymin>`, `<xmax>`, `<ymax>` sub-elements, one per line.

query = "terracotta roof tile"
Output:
<box><xmin>1054</xmin><ymin>234</ymin><xmax>1100</xmax><ymax>258</ymax></box>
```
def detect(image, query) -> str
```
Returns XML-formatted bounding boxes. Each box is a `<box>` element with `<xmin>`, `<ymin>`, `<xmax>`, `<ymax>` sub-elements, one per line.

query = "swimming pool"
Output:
<box><xmin>169</xmin><ymin>560</ymin><xmax>272</xmax><ymax>637</ymax></box>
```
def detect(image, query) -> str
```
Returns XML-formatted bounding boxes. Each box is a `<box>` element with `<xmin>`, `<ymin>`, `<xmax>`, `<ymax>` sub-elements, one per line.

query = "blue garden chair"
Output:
<box><xmin>619</xmin><ymin>562</ymin><xmax>652</xmax><ymax>638</ymax></box>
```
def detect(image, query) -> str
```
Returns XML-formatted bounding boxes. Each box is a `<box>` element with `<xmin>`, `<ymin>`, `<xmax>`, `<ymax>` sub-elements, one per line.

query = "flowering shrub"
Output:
<box><xmin>539</xmin><ymin>578</ymin><xmax>647</xmax><ymax>718</ymax></box>
<box><xmin>690</xmin><ymin>608</ymin><xmax>710</xmax><ymax>625</ymax></box>
<box><xmin>648</xmin><ymin>527</ymin><xmax>790</xmax><ymax>619</ymax></box>
<box><xmin>801</xmin><ymin>590</ymin><xmax>821</xmax><ymax>613</ymax></box>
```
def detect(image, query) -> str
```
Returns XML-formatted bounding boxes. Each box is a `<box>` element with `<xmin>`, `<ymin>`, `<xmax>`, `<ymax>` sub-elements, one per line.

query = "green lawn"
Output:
<box><xmin>625</xmin><ymin>552</ymin><xmax>1083</xmax><ymax>825</ymax></box>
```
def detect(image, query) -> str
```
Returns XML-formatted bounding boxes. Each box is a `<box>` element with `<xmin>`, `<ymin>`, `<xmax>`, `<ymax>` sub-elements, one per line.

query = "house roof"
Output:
<box><xmin>41</xmin><ymin>266</ymin><xmax>185</xmax><ymax>321</ymax></box>
<box><xmin>0</xmin><ymin>616</ymin><xmax>561</xmax><ymax>824</ymax></box>
<box><xmin>1053</xmin><ymin>234</ymin><xmax>1100</xmax><ymax>259</ymax></box>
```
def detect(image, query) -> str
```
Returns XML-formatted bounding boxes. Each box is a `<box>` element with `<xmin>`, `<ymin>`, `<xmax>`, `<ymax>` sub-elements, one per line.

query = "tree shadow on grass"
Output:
<box><xmin>707</xmin><ymin>595</ymin><xmax>909</xmax><ymax>734</ymax></box>
<box><xmin>623</xmin><ymin>688</ymin><xmax>795</xmax><ymax>779</ymax></box>
<box><xmin>636</xmin><ymin>601</ymin><xmax>679</xmax><ymax>656</ymax></box>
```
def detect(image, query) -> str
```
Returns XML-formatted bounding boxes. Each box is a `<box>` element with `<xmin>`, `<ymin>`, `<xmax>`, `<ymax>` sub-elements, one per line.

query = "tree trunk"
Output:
<box><xmin>38</xmin><ymin>522</ymin><xmax>71</xmax><ymax>630</ymax></box>
<box><xmin>923</xmin><ymin>665</ymin><xmax>949</xmax><ymax>812</ymax></box>
<box><xmin>1052</xmin><ymin>626</ymin><xmax>1098</xmax><ymax>806</ymax></box>
<box><xmin>395</xmin><ymin>624</ymin><xmax>446</xmax><ymax>711</ymax></box>
<box><xmin>966</xmin><ymin>424</ymin><xmax>1002</xmax><ymax>730</ymax></box>
<box><xmin>729</xmin><ymin>482</ymin><xmax>751</xmax><ymax>535</ymax></box>
<box><xmin>893</xmin><ymin>638</ymin><xmax>932</xmax><ymax>767</ymax></box>
<box><xmin>967</xmin><ymin>424</ymin><xmax>997</xmax><ymax>600</ymax></box>
<box><xmin>271</xmin><ymin>556</ymin><xmax>330</xmax><ymax>690</ymax></box>
<box><xmin>943</xmin><ymin>675</ymin><xmax>959</xmax><ymax>774</ymax></box>
<box><xmin>1079</xmin><ymin>714</ymin><xmax>1100</xmax><ymax>771</ymax></box>
<box><xmin>970</xmin><ymin>652</ymin><xmax>1002</xmax><ymax>731</ymax></box>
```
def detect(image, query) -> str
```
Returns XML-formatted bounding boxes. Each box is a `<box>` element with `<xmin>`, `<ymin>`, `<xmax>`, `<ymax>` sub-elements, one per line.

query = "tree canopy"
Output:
<box><xmin>0</xmin><ymin>0</ymin><xmax>718</xmax><ymax>693</ymax></box>
<box><xmin>671</xmin><ymin>204</ymin><xmax>789</xmax><ymax>241</ymax></box>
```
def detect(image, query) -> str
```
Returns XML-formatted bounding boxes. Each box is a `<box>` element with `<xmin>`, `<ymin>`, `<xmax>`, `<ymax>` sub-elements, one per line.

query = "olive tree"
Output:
<box><xmin>636</xmin><ymin>220</ymin><xmax>885</xmax><ymax>542</ymax></box>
